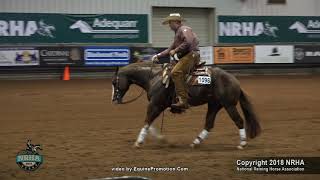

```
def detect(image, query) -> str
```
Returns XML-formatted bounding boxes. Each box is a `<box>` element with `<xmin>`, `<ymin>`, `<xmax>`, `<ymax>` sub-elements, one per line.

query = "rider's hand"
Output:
<box><xmin>151</xmin><ymin>55</ymin><xmax>159</xmax><ymax>63</ymax></box>
<box><xmin>169</xmin><ymin>50</ymin><xmax>176</xmax><ymax>56</ymax></box>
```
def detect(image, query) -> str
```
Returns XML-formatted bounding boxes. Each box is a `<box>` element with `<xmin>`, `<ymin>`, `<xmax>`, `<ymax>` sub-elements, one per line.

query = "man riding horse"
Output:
<box><xmin>152</xmin><ymin>13</ymin><xmax>200</xmax><ymax>110</ymax></box>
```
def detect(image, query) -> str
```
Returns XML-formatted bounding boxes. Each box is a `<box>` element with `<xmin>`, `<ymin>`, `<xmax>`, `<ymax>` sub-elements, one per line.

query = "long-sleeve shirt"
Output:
<box><xmin>157</xmin><ymin>25</ymin><xmax>199</xmax><ymax>58</ymax></box>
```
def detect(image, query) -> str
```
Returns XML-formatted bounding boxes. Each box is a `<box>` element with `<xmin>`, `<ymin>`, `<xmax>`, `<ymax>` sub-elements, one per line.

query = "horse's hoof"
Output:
<box><xmin>190</xmin><ymin>143</ymin><xmax>199</xmax><ymax>149</ymax></box>
<box><xmin>237</xmin><ymin>141</ymin><xmax>247</xmax><ymax>150</ymax></box>
<box><xmin>157</xmin><ymin>135</ymin><xmax>168</xmax><ymax>144</ymax></box>
<box><xmin>237</xmin><ymin>145</ymin><xmax>244</xmax><ymax>150</ymax></box>
<box><xmin>133</xmin><ymin>142</ymin><xmax>142</xmax><ymax>149</ymax></box>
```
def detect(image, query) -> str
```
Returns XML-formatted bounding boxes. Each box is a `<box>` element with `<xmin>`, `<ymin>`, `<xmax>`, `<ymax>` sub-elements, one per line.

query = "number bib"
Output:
<box><xmin>197</xmin><ymin>76</ymin><xmax>211</xmax><ymax>85</ymax></box>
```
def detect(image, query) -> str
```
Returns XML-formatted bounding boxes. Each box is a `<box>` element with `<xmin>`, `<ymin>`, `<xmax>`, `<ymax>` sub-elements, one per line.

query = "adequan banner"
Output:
<box><xmin>0</xmin><ymin>13</ymin><xmax>148</xmax><ymax>43</ymax></box>
<box><xmin>294</xmin><ymin>45</ymin><xmax>320</xmax><ymax>63</ymax></box>
<box><xmin>0</xmin><ymin>48</ymin><xmax>39</xmax><ymax>66</ymax></box>
<box><xmin>39</xmin><ymin>47</ymin><xmax>84</xmax><ymax>66</ymax></box>
<box><xmin>214</xmin><ymin>46</ymin><xmax>254</xmax><ymax>64</ymax></box>
<box><xmin>255</xmin><ymin>45</ymin><xmax>294</xmax><ymax>63</ymax></box>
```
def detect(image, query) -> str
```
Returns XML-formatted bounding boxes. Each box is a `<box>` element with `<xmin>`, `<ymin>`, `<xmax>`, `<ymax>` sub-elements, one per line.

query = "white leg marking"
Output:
<box><xmin>191</xmin><ymin>129</ymin><xmax>209</xmax><ymax>147</ymax></box>
<box><xmin>239</xmin><ymin>128</ymin><xmax>247</xmax><ymax>141</ymax></box>
<box><xmin>111</xmin><ymin>84</ymin><xmax>115</xmax><ymax>103</ymax></box>
<box><xmin>198</xmin><ymin>129</ymin><xmax>209</xmax><ymax>140</ymax></box>
<box><xmin>136</xmin><ymin>125</ymin><xmax>149</xmax><ymax>144</ymax></box>
<box><xmin>238</xmin><ymin>128</ymin><xmax>247</xmax><ymax>150</ymax></box>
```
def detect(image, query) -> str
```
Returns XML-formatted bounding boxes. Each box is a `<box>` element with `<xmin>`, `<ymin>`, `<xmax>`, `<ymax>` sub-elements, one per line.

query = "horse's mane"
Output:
<box><xmin>119</xmin><ymin>61</ymin><xmax>162</xmax><ymax>73</ymax></box>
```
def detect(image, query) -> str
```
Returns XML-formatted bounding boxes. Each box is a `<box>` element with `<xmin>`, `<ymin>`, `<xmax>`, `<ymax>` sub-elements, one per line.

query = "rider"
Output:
<box><xmin>152</xmin><ymin>13</ymin><xmax>200</xmax><ymax>110</ymax></box>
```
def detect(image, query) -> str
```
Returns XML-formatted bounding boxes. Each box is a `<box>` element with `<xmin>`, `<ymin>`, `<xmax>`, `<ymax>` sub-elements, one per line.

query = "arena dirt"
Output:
<box><xmin>0</xmin><ymin>75</ymin><xmax>319</xmax><ymax>180</ymax></box>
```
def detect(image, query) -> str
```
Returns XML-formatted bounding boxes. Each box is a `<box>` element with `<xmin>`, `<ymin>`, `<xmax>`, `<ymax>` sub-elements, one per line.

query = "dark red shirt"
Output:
<box><xmin>158</xmin><ymin>25</ymin><xmax>199</xmax><ymax>58</ymax></box>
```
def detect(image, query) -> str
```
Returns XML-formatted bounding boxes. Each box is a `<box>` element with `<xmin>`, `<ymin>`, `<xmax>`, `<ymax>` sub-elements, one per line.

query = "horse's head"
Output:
<box><xmin>112</xmin><ymin>67</ymin><xmax>130</xmax><ymax>104</ymax></box>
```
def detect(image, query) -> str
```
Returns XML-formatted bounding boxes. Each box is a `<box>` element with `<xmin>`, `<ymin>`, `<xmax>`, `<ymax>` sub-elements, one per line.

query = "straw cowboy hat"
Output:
<box><xmin>162</xmin><ymin>13</ymin><xmax>185</xmax><ymax>25</ymax></box>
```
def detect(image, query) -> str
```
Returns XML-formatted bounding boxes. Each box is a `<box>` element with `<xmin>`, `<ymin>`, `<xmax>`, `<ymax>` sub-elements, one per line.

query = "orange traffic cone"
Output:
<box><xmin>62</xmin><ymin>65</ymin><xmax>70</xmax><ymax>81</ymax></box>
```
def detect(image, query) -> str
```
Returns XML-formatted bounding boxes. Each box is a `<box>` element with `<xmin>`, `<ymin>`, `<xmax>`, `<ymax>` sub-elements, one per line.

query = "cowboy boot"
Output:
<box><xmin>171</xmin><ymin>96</ymin><xmax>189</xmax><ymax>109</ymax></box>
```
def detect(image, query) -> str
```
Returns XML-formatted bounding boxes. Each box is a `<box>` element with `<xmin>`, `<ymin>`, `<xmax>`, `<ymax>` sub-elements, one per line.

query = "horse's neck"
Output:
<box><xmin>124</xmin><ymin>66</ymin><xmax>159</xmax><ymax>91</ymax></box>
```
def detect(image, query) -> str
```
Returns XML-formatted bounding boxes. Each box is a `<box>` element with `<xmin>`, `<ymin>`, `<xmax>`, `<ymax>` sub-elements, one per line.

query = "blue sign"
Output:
<box><xmin>84</xmin><ymin>47</ymin><xmax>130</xmax><ymax>66</ymax></box>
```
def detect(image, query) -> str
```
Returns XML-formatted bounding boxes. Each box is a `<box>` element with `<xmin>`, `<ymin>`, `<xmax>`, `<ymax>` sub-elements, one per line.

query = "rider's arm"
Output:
<box><xmin>157</xmin><ymin>41</ymin><xmax>174</xmax><ymax>58</ymax></box>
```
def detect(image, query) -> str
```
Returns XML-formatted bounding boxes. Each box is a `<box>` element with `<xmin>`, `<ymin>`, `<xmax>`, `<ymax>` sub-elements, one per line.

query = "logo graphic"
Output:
<box><xmin>269</xmin><ymin>47</ymin><xmax>281</xmax><ymax>56</ymax></box>
<box><xmin>0</xmin><ymin>20</ymin><xmax>55</xmax><ymax>37</ymax></box>
<box><xmin>289</xmin><ymin>21</ymin><xmax>320</xmax><ymax>34</ymax></box>
<box><xmin>70</xmin><ymin>19</ymin><xmax>139</xmax><ymax>34</ymax></box>
<box><xmin>294</xmin><ymin>48</ymin><xmax>305</xmax><ymax>60</ymax></box>
<box><xmin>219</xmin><ymin>21</ymin><xmax>279</xmax><ymax>37</ymax></box>
<box><xmin>36</xmin><ymin>20</ymin><xmax>56</xmax><ymax>38</ymax></box>
<box><xmin>216</xmin><ymin>48</ymin><xmax>228</xmax><ymax>60</ymax></box>
<box><xmin>15</xmin><ymin>51</ymin><xmax>38</xmax><ymax>64</ymax></box>
<box><xmin>16</xmin><ymin>140</ymin><xmax>43</xmax><ymax>171</ymax></box>
<box><xmin>263</xmin><ymin>22</ymin><xmax>279</xmax><ymax>37</ymax></box>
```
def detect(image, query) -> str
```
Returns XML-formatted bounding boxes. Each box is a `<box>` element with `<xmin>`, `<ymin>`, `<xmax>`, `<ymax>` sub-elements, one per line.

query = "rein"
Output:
<box><xmin>119</xmin><ymin>89</ymin><xmax>145</xmax><ymax>104</ymax></box>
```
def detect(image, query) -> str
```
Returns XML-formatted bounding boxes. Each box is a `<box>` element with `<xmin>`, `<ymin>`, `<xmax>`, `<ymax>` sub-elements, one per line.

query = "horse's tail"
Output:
<box><xmin>239</xmin><ymin>89</ymin><xmax>261</xmax><ymax>139</ymax></box>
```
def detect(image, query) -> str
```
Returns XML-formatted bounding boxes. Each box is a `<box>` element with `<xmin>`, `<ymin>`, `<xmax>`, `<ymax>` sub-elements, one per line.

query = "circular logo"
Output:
<box><xmin>295</xmin><ymin>48</ymin><xmax>305</xmax><ymax>61</ymax></box>
<box><xmin>16</xmin><ymin>140</ymin><xmax>43</xmax><ymax>171</ymax></box>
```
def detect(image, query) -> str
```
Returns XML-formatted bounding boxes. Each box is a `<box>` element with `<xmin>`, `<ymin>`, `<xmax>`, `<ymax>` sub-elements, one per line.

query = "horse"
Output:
<box><xmin>111</xmin><ymin>61</ymin><xmax>261</xmax><ymax>149</ymax></box>
<box><xmin>70</xmin><ymin>20</ymin><xmax>93</xmax><ymax>33</ymax></box>
<box><xmin>37</xmin><ymin>20</ymin><xmax>56</xmax><ymax>38</ymax></box>
<box><xmin>26</xmin><ymin>140</ymin><xmax>42</xmax><ymax>153</ymax></box>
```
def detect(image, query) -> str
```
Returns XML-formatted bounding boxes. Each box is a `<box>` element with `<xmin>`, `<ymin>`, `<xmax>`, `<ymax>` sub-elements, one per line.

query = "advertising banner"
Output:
<box><xmin>0</xmin><ymin>48</ymin><xmax>39</xmax><ymax>66</ymax></box>
<box><xmin>294</xmin><ymin>45</ymin><xmax>320</xmax><ymax>63</ymax></box>
<box><xmin>39</xmin><ymin>47</ymin><xmax>84</xmax><ymax>66</ymax></box>
<box><xmin>84</xmin><ymin>47</ymin><xmax>130</xmax><ymax>66</ymax></box>
<box><xmin>199</xmin><ymin>46</ymin><xmax>214</xmax><ymax>65</ymax></box>
<box><xmin>0</xmin><ymin>13</ymin><xmax>148</xmax><ymax>43</ymax></box>
<box><xmin>255</xmin><ymin>45</ymin><xmax>294</xmax><ymax>63</ymax></box>
<box><xmin>214</xmin><ymin>46</ymin><xmax>254</xmax><ymax>64</ymax></box>
<box><xmin>219</xmin><ymin>16</ymin><xmax>320</xmax><ymax>43</ymax></box>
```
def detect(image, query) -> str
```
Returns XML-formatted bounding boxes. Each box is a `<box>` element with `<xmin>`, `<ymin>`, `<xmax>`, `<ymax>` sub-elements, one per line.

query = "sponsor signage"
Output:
<box><xmin>255</xmin><ymin>45</ymin><xmax>294</xmax><ymax>63</ymax></box>
<box><xmin>219</xmin><ymin>16</ymin><xmax>320</xmax><ymax>43</ymax></box>
<box><xmin>0</xmin><ymin>48</ymin><xmax>39</xmax><ymax>66</ymax></box>
<box><xmin>84</xmin><ymin>47</ymin><xmax>130</xmax><ymax>66</ymax></box>
<box><xmin>294</xmin><ymin>45</ymin><xmax>320</xmax><ymax>63</ymax></box>
<box><xmin>39</xmin><ymin>47</ymin><xmax>84</xmax><ymax>66</ymax></box>
<box><xmin>199</xmin><ymin>46</ymin><xmax>214</xmax><ymax>65</ymax></box>
<box><xmin>0</xmin><ymin>13</ymin><xmax>148</xmax><ymax>43</ymax></box>
<box><xmin>214</xmin><ymin>46</ymin><xmax>254</xmax><ymax>64</ymax></box>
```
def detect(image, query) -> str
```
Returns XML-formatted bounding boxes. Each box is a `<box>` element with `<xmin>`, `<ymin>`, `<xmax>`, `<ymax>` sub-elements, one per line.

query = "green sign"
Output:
<box><xmin>0</xmin><ymin>13</ymin><xmax>148</xmax><ymax>43</ymax></box>
<box><xmin>219</xmin><ymin>16</ymin><xmax>320</xmax><ymax>43</ymax></box>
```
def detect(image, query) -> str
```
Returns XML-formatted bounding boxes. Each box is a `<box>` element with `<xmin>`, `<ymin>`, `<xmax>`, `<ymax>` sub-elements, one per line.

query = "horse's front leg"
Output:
<box><xmin>134</xmin><ymin>102</ymin><xmax>166</xmax><ymax>148</ymax></box>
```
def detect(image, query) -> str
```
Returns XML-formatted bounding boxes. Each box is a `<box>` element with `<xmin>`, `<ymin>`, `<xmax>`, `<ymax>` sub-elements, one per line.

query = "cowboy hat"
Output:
<box><xmin>162</xmin><ymin>13</ymin><xmax>185</xmax><ymax>25</ymax></box>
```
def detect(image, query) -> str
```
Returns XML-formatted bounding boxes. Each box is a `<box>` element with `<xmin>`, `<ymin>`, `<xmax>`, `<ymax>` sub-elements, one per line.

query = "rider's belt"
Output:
<box><xmin>173</xmin><ymin>50</ymin><xmax>199</xmax><ymax>61</ymax></box>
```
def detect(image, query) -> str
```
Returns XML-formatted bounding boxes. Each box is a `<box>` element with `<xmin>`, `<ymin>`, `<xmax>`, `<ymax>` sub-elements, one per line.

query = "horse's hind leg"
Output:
<box><xmin>134</xmin><ymin>102</ymin><xmax>166</xmax><ymax>148</ymax></box>
<box><xmin>191</xmin><ymin>102</ymin><xmax>222</xmax><ymax>148</ymax></box>
<box><xmin>225</xmin><ymin>105</ymin><xmax>247</xmax><ymax>149</ymax></box>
